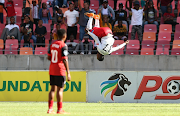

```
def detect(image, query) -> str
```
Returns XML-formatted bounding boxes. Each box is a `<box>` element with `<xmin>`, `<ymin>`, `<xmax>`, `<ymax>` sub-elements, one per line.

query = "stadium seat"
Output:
<box><xmin>111</xmin><ymin>49</ymin><xmax>124</xmax><ymax>55</ymax></box>
<box><xmin>126</xmin><ymin>49</ymin><xmax>139</xmax><ymax>55</ymax></box>
<box><xmin>0</xmin><ymin>39</ymin><xmax>4</xmax><ymax>54</ymax></box>
<box><xmin>113</xmin><ymin>40</ymin><xmax>124</xmax><ymax>47</ymax></box>
<box><xmin>126</xmin><ymin>40</ymin><xmax>140</xmax><ymax>50</ymax></box>
<box><xmin>20</xmin><ymin>47</ymin><xmax>33</xmax><ymax>55</ymax></box>
<box><xmin>89</xmin><ymin>0</ymin><xmax>99</xmax><ymax>13</ymax></box>
<box><xmin>5</xmin><ymin>39</ymin><xmax>18</xmax><ymax>49</ymax></box>
<box><xmin>175</xmin><ymin>25</ymin><xmax>180</xmax><ymax>32</ymax></box>
<box><xmin>20</xmin><ymin>39</ymin><xmax>34</xmax><ymax>48</ymax></box>
<box><xmin>43</xmin><ymin>24</ymin><xmax>51</xmax><ymax>32</ymax></box>
<box><xmin>49</xmin><ymin>8</ymin><xmax>53</xmax><ymax>17</ymax></box>
<box><xmin>66</xmin><ymin>40</ymin><xmax>79</xmax><ymax>43</ymax></box>
<box><xmin>171</xmin><ymin>49</ymin><xmax>180</xmax><ymax>55</ymax></box>
<box><xmin>35</xmin><ymin>47</ymin><xmax>47</xmax><ymax>55</ymax></box>
<box><xmin>60</xmin><ymin>24</ymin><xmax>67</xmax><ymax>30</ymax></box>
<box><xmin>45</xmin><ymin>32</ymin><xmax>50</xmax><ymax>40</ymax></box>
<box><xmin>45</xmin><ymin>39</ymin><xmax>49</xmax><ymax>48</ymax></box>
<box><xmin>15</xmin><ymin>7</ymin><xmax>22</xmax><ymax>16</ymax></box>
<box><xmin>177</xmin><ymin>17</ymin><xmax>180</xmax><ymax>24</ymax></box>
<box><xmin>0</xmin><ymin>24</ymin><xmax>5</xmax><ymax>35</ymax></box>
<box><xmin>174</xmin><ymin>32</ymin><xmax>180</xmax><ymax>40</ymax></box>
<box><xmin>156</xmin><ymin>48</ymin><xmax>169</xmax><ymax>55</ymax></box>
<box><xmin>60</xmin><ymin>8</ymin><xmax>68</xmax><ymax>14</ymax></box>
<box><xmin>144</xmin><ymin>24</ymin><xmax>157</xmax><ymax>33</ymax></box>
<box><xmin>12</xmin><ymin>0</ymin><xmax>23</xmax><ymax>7</ymax></box>
<box><xmin>158</xmin><ymin>32</ymin><xmax>171</xmax><ymax>42</ymax></box>
<box><xmin>157</xmin><ymin>41</ymin><xmax>170</xmax><ymax>49</ymax></box>
<box><xmin>159</xmin><ymin>24</ymin><xmax>172</xmax><ymax>33</ymax></box>
<box><xmin>143</xmin><ymin>32</ymin><xmax>156</xmax><ymax>41</ymax></box>
<box><xmin>16</xmin><ymin>16</ymin><xmax>21</xmax><ymax>24</ymax></box>
<box><xmin>4</xmin><ymin>48</ymin><xmax>18</xmax><ymax>54</ymax></box>
<box><xmin>141</xmin><ymin>48</ymin><xmax>154</xmax><ymax>55</ymax></box>
<box><xmin>129</xmin><ymin>25</ymin><xmax>132</xmax><ymax>33</ymax></box>
<box><xmin>172</xmin><ymin>40</ymin><xmax>180</xmax><ymax>49</ymax></box>
<box><xmin>141</xmin><ymin>40</ymin><xmax>155</xmax><ymax>49</ymax></box>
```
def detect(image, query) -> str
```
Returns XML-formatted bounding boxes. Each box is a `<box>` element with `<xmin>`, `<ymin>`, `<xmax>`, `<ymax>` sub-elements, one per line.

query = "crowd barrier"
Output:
<box><xmin>1</xmin><ymin>70</ymin><xmax>180</xmax><ymax>103</ymax></box>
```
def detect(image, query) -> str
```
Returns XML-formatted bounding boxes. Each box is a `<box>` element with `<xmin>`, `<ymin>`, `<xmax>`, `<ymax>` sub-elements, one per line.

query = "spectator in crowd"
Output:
<box><xmin>98</xmin><ymin>9</ymin><xmax>112</xmax><ymax>30</ymax></box>
<box><xmin>63</xmin><ymin>2</ymin><xmax>79</xmax><ymax>40</ymax></box>
<box><xmin>66</xmin><ymin>35</ymin><xmax>79</xmax><ymax>54</ymax></box>
<box><xmin>55</xmin><ymin>8</ymin><xmax>63</xmax><ymax>24</ymax></box>
<box><xmin>21</xmin><ymin>9</ymin><xmax>37</xmax><ymax>45</ymax></box>
<box><xmin>6</xmin><ymin>0</ymin><xmax>16</xmax><ymax>24</ymax></box>
<box><xmin>157</xmin><ymin>0</ymin><xmax>173</xmax><ymax>16</ymax></box>
<box><xmin>144</xmin><ymin>0</ymin><xmax>158</xmax><ymax>28</ymax></box>
<box><xmin>78</xmin><ymin>0</ymin><xmax>96</xmax><ymax>41</ymax></box>
<box><xmin>76</xmin><ymin>36</ymin><xmax>93</xmax><ymax>54</ymax></box>
<box><xmin>99</xmin><ymin>0</ymin><xmax>103</xmax><ymax>6</ymax></box>
<box><xmin>1</xmin><ymin>17</ymin><xmax>20</xmax><ymax>41</ymax></box>
<box><xmin>126</xmin><ymin>0</ymin><xmax>148</xmax><ymax>41</ymax></box>
<box><xmin>35</xmin><ymin>19</ymin><xmax>47</xmax><ymax>47</ymax></box>
<box><xmin>115</xmin><ymin>3</ymin><xmax>128</xmax><ymax>30</ymax></box>
<box><xmin>23</xmin><ymin>28</ymin><xmax>33</xmax><ymax>49</ymax></box>
<box><xmin>39</xmin><ymin>2</ymin><xmax>52</xmax><ymax>24</ymax></box>
<box><xmin>27</xmin><ymin>0</ymin><xmax>42</xmax><ymax>26</ymax></box>
<box><xmin>113</xmin><ymin>20</ymin><xmax>127</xmax><ymax>40</ymax></box>
<box><xmin>98</xmin><ymin>0</ymin><xmax>115</xmax><ymax>24</ymax></box>
<box><xmin>164</xmin><ymin>6</ymin><xmax>178</xmax><ymax>26</ymax></box>
<box><xmin>52</xmin><ymin>24</ymin><xmax>61</xmax><ymax>40</ymax></box>
<box><xmin>74</xmin><ymin>0</ymin><xmax>79</xmax><ymax>11</ymax></box>
<box><xmin>0</xmin><ymin>0</ymin><xmax>7</xmax><ymax>24</ymax></box>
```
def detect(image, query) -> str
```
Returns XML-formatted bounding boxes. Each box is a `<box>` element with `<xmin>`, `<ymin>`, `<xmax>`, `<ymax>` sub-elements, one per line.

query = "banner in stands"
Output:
<box><xmin>0</xmin><ymin>71</ymin><xmax>86</xmax><ymax>102</ymax></box>
<box><xmin>87</xmin><ymin>71</ymin><xmax>180</xmax><ymax>103</ymax></box>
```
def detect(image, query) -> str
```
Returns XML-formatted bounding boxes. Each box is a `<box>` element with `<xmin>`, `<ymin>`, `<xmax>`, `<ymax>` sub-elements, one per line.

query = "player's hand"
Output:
<box><xmin>67</xmin><ymin>73</ymin><xmax>71</xmax><ymax>81</ymax></box>
<box><xmin>125</xmin><ymin>40</ymin><xmax>129</xmax><ymax>44</ymax></box>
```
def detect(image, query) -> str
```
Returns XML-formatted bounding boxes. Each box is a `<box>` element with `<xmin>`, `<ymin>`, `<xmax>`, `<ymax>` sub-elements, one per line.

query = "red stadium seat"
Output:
<box><xmin>45</xmin><ymin>39</ymin><xmax>49</xmax><ymax>48</ymax></box>
<box><xmin>175</xmin><ymin>25</ymin><xmax>180</xmax><ymax>32</ymax></box>
<box><xmin>60</xmin><ymin>8</ymin><xmax>68</xmax><ymax>14</ymax></box>
<box><xmin>144</xmin><ymin>24</ymin><xmax>157</xmax><ymax>33</ymax></box>
<box><xmin>35</xmin><ymin>47</ymin><xmax>47</xmax><ymax>55</ymax></box>
<box><xmin>20</xmin><ymin>47</ymin><xmax>33</xmax><ymax>55</ymax></box>
<box><xmin>126</xmin><ymin>40</ymin><xmax>140</xmax><ymax>50</ymax></box>
<box><xmin>174</xmin><ymin>32</ymin><xmax>180</xmax><ymax>40</ymax></box>
<box><xmin>126</xmin><ymin>49</ymin><xmax>139</xmax><ymax>55</ymax></box>
<box><xmin>60</xmin><ymin>24</ymin><xmax>67</xmax><ymax>30</ymax></box>
<box><xmin>158</xmin><ymin>32</ymin><xmax>171</xmax><ymax>42</ymax></box>
<box><xmin>45</xmin><ymin>32</ymin><xmax>50</xmax><ymax>40</ymax></box>
<box><xmin>49</xmin><ymin>8</ymin><xmax>53</xmax><ymax>17</ymax></box>
<box><xmin>141</xmin><ymin>48</ymin><xmax>154</xmax><ymax>55</ymax></box>
<box><xmin>113</xmin><ymin>40</ymin><xmax>124</xmax><ymax>47</ymax></box>
<box><xmin>129</xmin><ymin>25</ymin><xmax>132</xmax><ymax>33</ymax></box>
<box><xmin>159</xmin><ymin>24</ymin><xmax>172</xmax><ymax>33</ymax></box>
<box><xmin>111</xmin><ymin>49</ymin><xmax>124</xmax><ymax>55</ymax></box>
<box><xmin>4</xmin><ymin>48</ymin><xmax>18</xmax><ymax>54</ymax></box>
<box><xmin>141</xmin><ymin>40</ymin><xmax>155</xmax><ymax>49</ymax></box>
<box><xmin>43</xmin><ymin>24</ymin><xmax>51</xmax><ymax>32</ymax></box>
<box><xmin>5</xmin><ymin>39</ymin><xmax>18</xmax><ymax>49</ymax></box>
<box><xmin>172</xmin><ymin>40</ymin><xmax>180</xmax><ymax>49</ymax></box>
<box><xmin>143</xmin><ymin>32</ymin><xmax>156</xmax><ymax>41</ymax></box>
<box><xmin>0</xmin><ymin>39</ymin><xmax>4</xmax><ymax>54</ymax></box>
<box><xmin>15</xmin><ymin>7</ymin><xmax>22</xmax><ymax>16</ymax></box>
<box><xmin>171</xmin><ymin>49</ymin><xmax>180</xmax><ymax>55</ymax></box>
<box><xmin>177</xmin><ymin>17</ymin><xmax>180</xmax><ymax>24</ymax></box>
<box><xmin>157</xmin><ymin>41</ymin><xmax>170</xmax><ymax>49</ymax></box>
<box><xmin>0</xmin><ymin>24</ymin><xmax>5</xmax><ymax>36</ymax></box>
<box><xmin>156</xmin><ymin>48</ymin><xmax>169</xmax><ymax>55</ymax></box>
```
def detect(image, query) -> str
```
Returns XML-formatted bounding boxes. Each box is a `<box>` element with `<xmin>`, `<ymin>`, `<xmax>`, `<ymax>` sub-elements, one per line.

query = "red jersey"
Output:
<box><xmin>6</xmin><ymin>1</ymin><xmax>15</xmax><ymax>17</ymax></box>
<box><xmin>90</xmin><ymin>27</ymin><xmax>112</xmax><ymax>38</ymax></box>
<box><xmin>48</xmin><ymin>41</ymin><xmax>68</xmax><ymax>76</ymax></box>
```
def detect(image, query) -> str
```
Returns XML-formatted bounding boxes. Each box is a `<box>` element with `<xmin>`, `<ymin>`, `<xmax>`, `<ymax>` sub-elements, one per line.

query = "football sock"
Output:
<box><xmin>48</xmin><ymin>100</ymin><xmax>53</xmax><ymax>109</ymax></box>
<box><xmin>57</xmin><ymin>102</ymin><xmax>62</xmax><ymax>111</ymax></box>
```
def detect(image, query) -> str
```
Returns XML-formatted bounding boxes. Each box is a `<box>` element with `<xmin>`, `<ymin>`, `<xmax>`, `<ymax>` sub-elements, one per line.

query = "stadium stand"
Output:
<box><xmin>143</xmin><ymin>32</ymin><xmax>156</xmax><ymax>41</ymax></box>
<box><xmin>111</xmin><ymin>49</ymin><xmax>124</xmax><ymax>55</ymax></box>
<box><xmin>20</xmin><ymin>47</ymin><xmax>33</xmax><ymax>55</ymax></box>
<box><xmin>35</xmin><ymin>47</ymin><xmax>47</xmax><ymax>55</ymax></box>
<box><xmin>157</xmin><ymin>41</ymin><xmax>170</xmax><ymax>49</ymax></box>
<box><xmin>140</xmin><ymin>48</ymin><xmax>154</xmax><ymax>55</ymax></box>
<box><xmin>141</xmin><ymin>40</ymin><xmax>155</xmax><ymax>49</ymax></box>
<box><xmin>144</xmin><ymin>24</ymin><xmax>157</xmax><ymax>33</ymax></box>
<box><xmin>156</xmin><ymin>48</ymin><xmax>169</xmax><ymax>55</ymax></box>
<box><xmin>158</xmin><ymin>32</ymin><xmax>171</xmax><ymax>42</ymax></box>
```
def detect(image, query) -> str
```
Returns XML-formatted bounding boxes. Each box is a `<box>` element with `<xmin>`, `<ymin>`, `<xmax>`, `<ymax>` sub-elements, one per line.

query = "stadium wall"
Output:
<box><xmin>1</xmin><ymin>70</ymin><xmax>180</xmax><ymax>103</ymax></box>
<box><xmin>0</xmin><ymin>55</ymin><xmax>180</xmax><ymax>71</ymax></box>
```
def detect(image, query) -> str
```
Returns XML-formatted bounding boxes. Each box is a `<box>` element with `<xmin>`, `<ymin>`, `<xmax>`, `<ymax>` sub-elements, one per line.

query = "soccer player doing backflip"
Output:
<box><xmin>85</xmin><ymin>13</ymin><xmax>129</xmax><ymax>61</ymax></box>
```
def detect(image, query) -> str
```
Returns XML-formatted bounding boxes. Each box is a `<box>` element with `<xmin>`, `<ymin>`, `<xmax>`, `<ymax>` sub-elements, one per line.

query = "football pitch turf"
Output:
<box><xmin>0</xmin><ymin>102</ymin><xmax>180</xmax><ymax>116</ymax></box>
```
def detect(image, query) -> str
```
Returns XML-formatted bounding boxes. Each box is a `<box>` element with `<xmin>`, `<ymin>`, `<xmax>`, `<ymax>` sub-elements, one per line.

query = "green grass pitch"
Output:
<box><xmin>0</xmin><ymin>102</ymin><xmax>180</xmax><ymax>116</ymax></box>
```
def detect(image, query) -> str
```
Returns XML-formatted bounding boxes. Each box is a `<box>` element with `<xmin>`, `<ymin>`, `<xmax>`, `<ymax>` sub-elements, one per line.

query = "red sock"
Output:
<box><xmin>48</xmin><ymin>100</ymin><xmax>53</xmax><ymax>109</ymax></box>
<box><xmin>57</xmin><ymin>102</ymin><xmax>62</xmax><ymax>111</ymax></box>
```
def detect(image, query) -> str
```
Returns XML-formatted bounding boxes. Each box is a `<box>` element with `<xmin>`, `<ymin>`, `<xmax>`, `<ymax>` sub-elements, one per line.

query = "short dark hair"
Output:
<box><xmin>57</xmin><ymin>29</ymin><xmax>66</xmax><ymax>40</ymax></box>
<box><xmin>98</xmin><ymin>55</ymin><xmax>104</xmax><ymax>61</ymax></box>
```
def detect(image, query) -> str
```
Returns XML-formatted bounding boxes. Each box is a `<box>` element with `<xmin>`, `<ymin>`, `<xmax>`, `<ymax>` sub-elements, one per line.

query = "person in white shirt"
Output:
<box><xmin>63</xmin><ymin>2</ymin><xmax>79</xmax><ymax>40</ymax></box>
<box><xmin>85</xmin><ymin>13</ymin><xmax>129</xmax><ymax>61</ymax></box>
<box><xmin>126</xmin><ymin>0</ymin><xmax>148</xmax><ymax>41</ymax></box>
<box><xmin>1</xmin><ymin>17</ymin><xmax>20</xmax><ymax>41</ymax></box>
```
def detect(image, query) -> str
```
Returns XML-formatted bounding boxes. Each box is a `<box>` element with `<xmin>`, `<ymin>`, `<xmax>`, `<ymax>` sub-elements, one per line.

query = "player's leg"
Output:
<box><xmin>87</xmin><ymin>31</ymin><xmax>101</xmax><ymax>46</ymax></box>
<box><xmin>86</xmin><ymin>17</ymin><xmax>93</xmax><ymax>30</ymax></box>
<box><xmin>56</xmin><ymin>76</ymin><xmax>70</xmax><ymax>114</ymax></box>
<box><xmin>94</xmin><ymin>15</ymin><xmax>100</xmax><ymax>28</ymax></box>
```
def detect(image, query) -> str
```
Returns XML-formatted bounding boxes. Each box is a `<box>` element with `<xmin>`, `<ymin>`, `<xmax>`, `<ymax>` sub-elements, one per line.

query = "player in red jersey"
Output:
<box><xmin>47</xmin><ymin>29</ymin><xmax>71</xmax><ymax>114</ymax></box>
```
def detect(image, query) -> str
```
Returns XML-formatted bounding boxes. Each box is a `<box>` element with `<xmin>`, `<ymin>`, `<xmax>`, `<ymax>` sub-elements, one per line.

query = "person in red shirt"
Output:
<box><xmin>47</xmin><ymin>29</ymin><xmax>71</xmax><ymax>114</ymax></box>
<box><xmin>157</xmin><ymin>0</ymin><xmax>173</xmax><ymax>15</ymax></box>
<box><xmin>163</xmin><ymin>6</ymin><xmax>178</xmax><ymax>26</ymax></box>
<box><xmin>6</xmin><ymin>0</ymin><xmax>16</xmax><ymax>24</ymax></box>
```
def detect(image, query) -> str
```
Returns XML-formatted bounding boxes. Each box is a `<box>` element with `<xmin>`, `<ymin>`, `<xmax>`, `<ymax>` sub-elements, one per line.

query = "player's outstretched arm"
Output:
<box><xmin>110</xmin><ymin>40</ymin><xmax>129</xmax><ymax>53</ymax></box>
<box><xmin>63</xmin><ymin>59</ymin><xmax>71</xmax><ymax>81</ymax></box>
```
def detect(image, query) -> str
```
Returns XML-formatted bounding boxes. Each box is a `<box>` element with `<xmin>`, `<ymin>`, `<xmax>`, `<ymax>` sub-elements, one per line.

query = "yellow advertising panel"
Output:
<box><xmin>0</xmin><ymin>71</ymin><xmax>86</xmax><ymax>102</ymax></box>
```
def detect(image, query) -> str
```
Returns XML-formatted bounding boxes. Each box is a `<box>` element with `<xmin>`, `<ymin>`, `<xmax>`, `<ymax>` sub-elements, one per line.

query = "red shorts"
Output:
<box><xmin>90</xmin><ymin>27</ymin><xmax>112</xmax><ymax>38</ymax></box>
